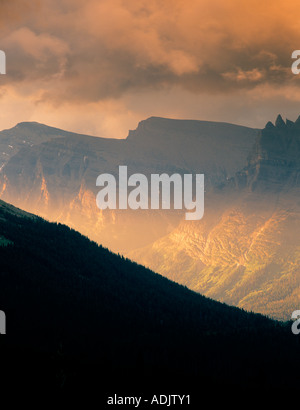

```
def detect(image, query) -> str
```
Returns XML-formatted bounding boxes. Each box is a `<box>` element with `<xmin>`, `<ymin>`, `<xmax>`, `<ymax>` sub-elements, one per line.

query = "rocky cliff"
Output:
<box><xmin>129</xmin><ymin>116</ymin><xmax>300</xmax><ymax>320</ymax></box>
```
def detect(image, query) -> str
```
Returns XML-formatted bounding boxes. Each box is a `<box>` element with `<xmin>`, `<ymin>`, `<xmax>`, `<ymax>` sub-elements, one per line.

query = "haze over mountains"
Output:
<box><xmin>0</xmin><ymin>114</ymin><xmax>299</xmax><ymax>320</ymax></box>
<box><xmin>131</xmin><ymin>115</ymin><xmax>300</xmax><ymax>320</ymax></box>
<box><xmin>0</xmin><ymin>117</ymin><xmax>257</xmax><ymax>252</ymax></box>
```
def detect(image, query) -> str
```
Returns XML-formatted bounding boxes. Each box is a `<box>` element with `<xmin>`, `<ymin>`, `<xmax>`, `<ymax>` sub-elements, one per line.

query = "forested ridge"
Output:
<box><xmin>0</xmin><ymin>199</ymin><xmax>299</xmax><ymax>402</ymax></box>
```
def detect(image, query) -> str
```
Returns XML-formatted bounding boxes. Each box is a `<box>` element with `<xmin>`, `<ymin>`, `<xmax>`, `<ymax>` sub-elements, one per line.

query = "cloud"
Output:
<box><xmin>0</xmin><ymin>0</ymin><xmax>300</xmax><ymax>136</ymax></box>
<box><xmin>1</xmin><ymin>0</ymin><xmax>299</xmax><ymax>97</ymax></box>
<box><xmin>222</xmin><ymin>68</ymin><xmax>265</xmax><ymax>83</ymax></box>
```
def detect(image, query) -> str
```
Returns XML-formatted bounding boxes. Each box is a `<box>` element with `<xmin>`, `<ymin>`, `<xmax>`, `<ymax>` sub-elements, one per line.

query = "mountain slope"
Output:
<box><xmin>0</xmin><ymin>121</ymin><xmax>95</xmax><ymax>170</ymax></box>
<box><xmin>129</xmin><ymin>115</ymin><xmax>300</xmax><ymax>320</ymax></box>
<box><xmin>0</xmin><ymin>198</ymin><xmax>298</xmax><ymax>399</ymax></box>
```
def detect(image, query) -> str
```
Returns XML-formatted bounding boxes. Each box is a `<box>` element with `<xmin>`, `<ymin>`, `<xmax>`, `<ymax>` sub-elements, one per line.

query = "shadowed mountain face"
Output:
<box><xmin>130</xmin><ymin>116</ymin><xmax>300</xmax><ymax>321</ymax></box>
<box><xmin>0</xmin><ymin>198</ymin><xmax>299</xmax><ymax>398</ymax></box>
<box><xmin>0</xmin><ymin>117</ymin><xmax>258</xmax><ymax>252</ymax></box>
<box><xmin>235</xmin><ymin>114</ymin><xmax>300</xmax><ymax>191</ymax></box>
<box><xmin>0</xmin><ymin>122</ymin><xmax>91</xmax><ymax>172</ymax></box>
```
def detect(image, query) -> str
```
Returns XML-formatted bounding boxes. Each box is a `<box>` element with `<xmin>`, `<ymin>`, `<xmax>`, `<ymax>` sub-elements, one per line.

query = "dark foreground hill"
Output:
<box><xmin>0</xmin><ymin>199</ymin><xmax>299</xmax><ymax>404</ymax></box>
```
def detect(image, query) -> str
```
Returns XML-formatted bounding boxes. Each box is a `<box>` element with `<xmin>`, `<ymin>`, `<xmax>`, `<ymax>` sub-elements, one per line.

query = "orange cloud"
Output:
<box><xmin>0</xmin><ymin>0</ymin><xmax>300</xmax><ymax>136</ymax></box>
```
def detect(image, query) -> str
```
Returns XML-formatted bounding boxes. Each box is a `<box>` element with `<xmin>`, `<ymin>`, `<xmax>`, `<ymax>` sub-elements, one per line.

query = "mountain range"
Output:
<box><xmin>0</xmin><ymin>117</ymin><xmax>257</xmax><ymax>252</ymax></box>
<box><xmin>0</xmin><ymin>115</ymin><xmax>299</xmax><ymax>320</ymax></box>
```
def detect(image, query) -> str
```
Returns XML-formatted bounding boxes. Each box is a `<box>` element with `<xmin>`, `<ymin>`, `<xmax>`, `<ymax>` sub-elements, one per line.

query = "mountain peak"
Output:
<box><xmin>286</xmin><ymin>118</ymin><xmax>294</xmax><ymax>127</ymax></box>
<box><xmin>265</xmin><ymin>121</ymin><xmax>275</xmax><ymax>129</ymax></box>
<box><xmin>16</xmin><ymin>121</ymin><xmax>42</xmax><ymax>127</ymax></box>
<box><xmin>241</xmin><ymin>113</ymin><xmax>300</xmax><ymax>192</ymax></box>
<box><xmin>275</xmin><ymin>114</ymin><xmax>286</xmax><ymax>128</ymax></box>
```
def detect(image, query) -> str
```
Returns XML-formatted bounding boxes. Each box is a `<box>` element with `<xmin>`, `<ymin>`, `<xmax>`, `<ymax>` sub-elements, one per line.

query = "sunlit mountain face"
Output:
<box><xmin>0</xmin><ymin>114</ymin><xmax>299</xmax><ymax>320</ymax></box>
<box><xmin>0</xmin><ymin>117</ymin><xmax>257</xmax><ymax>252</ymax></box>
<box><xmin>130</xmin><ymin>115</ymin><xmax>300</xmax><ymax>320</ymax></box>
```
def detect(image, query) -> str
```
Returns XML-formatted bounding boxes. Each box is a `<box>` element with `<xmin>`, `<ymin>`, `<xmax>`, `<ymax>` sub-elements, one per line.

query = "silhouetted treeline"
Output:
<box><xmin>0</xmin><ymin>202</ymin><xmax>299</xmax><ymax>403</ymax></box>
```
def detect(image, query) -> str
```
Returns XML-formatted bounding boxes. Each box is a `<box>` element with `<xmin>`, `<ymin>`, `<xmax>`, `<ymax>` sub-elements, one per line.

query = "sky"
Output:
<box><xmin>0</xmin><ymin>0</ymin><xmax>300</xmax><ymax>138</ymax></box>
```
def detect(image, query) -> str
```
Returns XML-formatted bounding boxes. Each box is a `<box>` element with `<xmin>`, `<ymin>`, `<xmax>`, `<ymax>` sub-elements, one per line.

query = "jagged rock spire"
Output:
<box><xmin>275</xmin><ymin>114</ymin><xmax>286</xmax><ymax>128</ymax></box>
<box><xmin>286</xmin><ymin>119</ymin><xmax>294</xmax><ymax>127</ymax></box>
<box><xmin>295</xmin><ymin>115</ymin><xmax>300</xmax><ymax>124</ymax></box>
<box><xmin>265</xmin><ymin>121</ymin><xmax>274</xmax><ymax>129</ymax></box>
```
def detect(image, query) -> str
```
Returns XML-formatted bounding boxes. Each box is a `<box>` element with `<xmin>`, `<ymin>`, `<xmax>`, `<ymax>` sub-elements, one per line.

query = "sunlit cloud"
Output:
<box><xmin>0</xmin><ymin>0</ymin><xmax>300</xmax><ymax>136</ymax></box>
